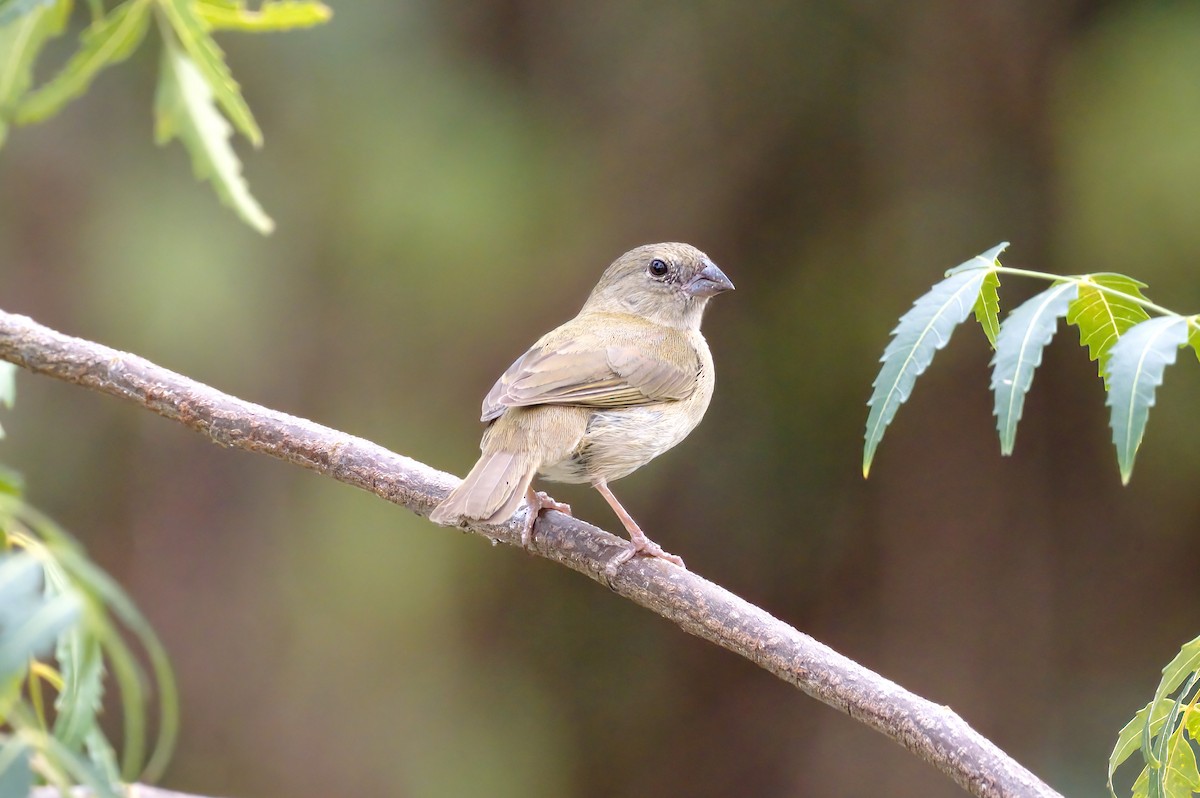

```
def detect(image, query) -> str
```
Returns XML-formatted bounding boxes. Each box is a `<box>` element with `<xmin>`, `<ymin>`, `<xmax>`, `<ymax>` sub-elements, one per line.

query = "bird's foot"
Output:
<box><xmin>521</xmin><ymin>490</ymin><xmax>572</xmax><ymax>548</ymax></box>
<box><xmin>604</xmin><ymin>530</ymin><xmax>685</xmax><ymax>578</ymax></box>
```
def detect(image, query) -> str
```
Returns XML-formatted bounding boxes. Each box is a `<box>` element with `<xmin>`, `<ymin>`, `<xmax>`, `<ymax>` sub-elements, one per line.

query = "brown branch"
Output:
<box><xmin>0</xmin><ymin>310</ymin><xmax>1061</xmax><ymax>798</ymax></box>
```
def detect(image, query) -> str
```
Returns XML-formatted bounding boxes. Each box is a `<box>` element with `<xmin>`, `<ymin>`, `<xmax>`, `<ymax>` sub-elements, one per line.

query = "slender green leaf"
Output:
<box><xmin>1149</xmin><ymin>638</ymin><xmax>1200</xmax><ymax>751</ymax></box>
<box><xmin>0</xmin><ymin>737</ymin><xmax>32</xmax><ymax>798</ymax></box>
<box><xmin>43</xmin><ymin>530</ymin><xmax>178</xmax><ymax>781</ymax></box>
<box><xmin>155</xmin><ymin>38</ymin><xmax>274</xmax><ymax>233</ymax></box>
<box><xmin>0</xmin><ymin>590</ymin><xmax>81</xmax><ymax>677</ymax></box>
<box><xmin>197</xmin><ymin>0</ymin><xmax>331</xmax><ymax>32</ymax></box>
<box><xmin>0</xmin><ymin>465</ymin><xmax>21</xmax><ymax>496</ymax></box>
<box><xmin>1152</xmin><ymin>671</ymin><xmax>1200</xmax><ymax>798</ymax></box>
<box><xmin>972</xmin><ymin>270</ymin><xmax>1001</xmax><ymax>349</ymax></box>
<box><xmin>84</xmin><ymin>725</ymin><xmax>120</xmax><ymax>786</ymax></box>
<box><xmin>863</xmin><ymin>266</ymin><xmax>991</xmax><ymax>476</ymax></box>
<box><xmin>1105</xmin><ymin>316</ymin><xmax>1189</xmax><ymax>484</ymax></box>
<box><xmin>51</xmin><ymin>624</ymin><xmax>105</xmax><ymax>753</ymax></box>
<box><xmin>1066</xmin><ymin>273</ymin><xmax>1152</xmax><ymax>387</ymax></box>
<box><xmin>0</xmin><ymin>362</ymin><xmax>14</xmax><ymax>408</ymax></box>
<box><xmin>1111</xmin><ymin>698</ymin><xmax>1174</xmax><ymax>796</ymax></box>
<box><xmin>18</xmin><ymin>727</ymin><xmax>121</xmax><ymax>798</ymax></box>
<box><xmin>0</xmin><ymin>0</ymin><xmax>71</xmax><ymax>144</ymax></box>
<box><xmin>16</xmin><ymin>0</ymin><xmax>151</xmax><ymax>124</ymax></box>
<box><xmin>0</xmin><ymin>0</ymin><xmax>57</xmax><ymax>29</ymax></box>
<box><xmin>989</xmin><ymin>282</ymin><xmax>1079</xmax><ymax>455</ymax></box>
<box><xmin>1162</xmin><ymin>730</ymin><xmax>1200</xmax><ymax>796</ymax></box>
<box><xmin>0</xmin><ymin>361</ymin><xmax>13</xmax><ymax>438</ymax></box>
<box><xmin>157</xmin><ymin>0</ymin><xmax>262</xmax><ymax>145</ymax></box>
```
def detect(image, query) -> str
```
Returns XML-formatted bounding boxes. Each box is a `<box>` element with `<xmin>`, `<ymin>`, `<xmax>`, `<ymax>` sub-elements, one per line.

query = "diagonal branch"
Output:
<box><xmin>0</xmin><ymin>309</ymin><xmax>1061</xmax><ymax>798</ymax></box>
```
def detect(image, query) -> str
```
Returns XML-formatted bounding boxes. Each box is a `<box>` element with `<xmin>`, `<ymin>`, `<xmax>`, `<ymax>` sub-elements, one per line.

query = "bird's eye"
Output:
<box><xmin>648</xmin><ymin>258</ymin><xmax>669</xmax><ymax>278</ymax></box>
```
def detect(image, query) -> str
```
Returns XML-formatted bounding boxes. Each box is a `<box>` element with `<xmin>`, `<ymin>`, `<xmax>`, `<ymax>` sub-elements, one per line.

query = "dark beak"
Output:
<box><xmin>684</xmin><ymin>259</ymin><xmax>735</xmax><ymax>298</ymax></box>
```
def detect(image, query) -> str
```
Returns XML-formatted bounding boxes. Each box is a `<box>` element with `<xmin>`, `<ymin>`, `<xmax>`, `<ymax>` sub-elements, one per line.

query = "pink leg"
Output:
<box><xmin>592</xmin><ymin>479</ymin><xmax>685</xmax><ymax>572</ymax></box>
<box><xmin>521</xmin><ymin>488</ymin><xmax>571</xmax><ymax>548</ymax></box>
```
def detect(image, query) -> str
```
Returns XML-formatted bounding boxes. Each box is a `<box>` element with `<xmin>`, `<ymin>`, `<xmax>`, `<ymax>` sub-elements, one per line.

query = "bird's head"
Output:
<box><xmin>583</xmin><ymin>242</ymin><xmax>734</xmax><ymax>329</ymax></box>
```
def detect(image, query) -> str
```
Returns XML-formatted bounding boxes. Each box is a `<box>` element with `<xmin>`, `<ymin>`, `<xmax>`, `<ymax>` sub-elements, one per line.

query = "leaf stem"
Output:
<box><xmin>985</xmin><ymin>266</ymin><xmax>1200</xmax><ymax>331</ymax></box>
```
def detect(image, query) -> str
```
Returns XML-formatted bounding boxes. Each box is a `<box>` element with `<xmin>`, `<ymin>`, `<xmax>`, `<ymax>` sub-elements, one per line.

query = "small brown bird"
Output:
<box><xmin>429</xmin><ymin>242</ymin><xmax>733</xmax><ymax>569</ymax></box>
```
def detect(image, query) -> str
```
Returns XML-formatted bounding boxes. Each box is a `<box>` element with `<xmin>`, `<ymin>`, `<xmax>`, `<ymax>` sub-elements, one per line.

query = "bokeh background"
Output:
<box><xmin>4</xmin><ymin>2</ymin><xmax>1200</xmax><ymax>796</ymax></box>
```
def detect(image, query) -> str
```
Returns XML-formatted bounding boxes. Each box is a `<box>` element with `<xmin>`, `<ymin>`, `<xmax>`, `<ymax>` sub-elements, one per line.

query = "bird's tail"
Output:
<box><xmin>429</xmin><ymin>450</ymin><xmax>538</xmax><ymax>526</ymax></box>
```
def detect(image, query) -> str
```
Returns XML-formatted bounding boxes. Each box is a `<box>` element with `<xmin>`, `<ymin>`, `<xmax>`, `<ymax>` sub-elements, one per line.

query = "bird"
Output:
<box><xmin>429</xmin><ymin>242</ymin><xmax>734</xmax><ymax>571</ymax></box>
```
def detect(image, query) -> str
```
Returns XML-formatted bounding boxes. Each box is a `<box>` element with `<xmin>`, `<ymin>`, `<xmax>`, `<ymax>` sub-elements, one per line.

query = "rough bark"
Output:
<box><xmin>0</xmin><ymin>310</ymin><xmax>1061</xmax><ymax>798</ymax></box>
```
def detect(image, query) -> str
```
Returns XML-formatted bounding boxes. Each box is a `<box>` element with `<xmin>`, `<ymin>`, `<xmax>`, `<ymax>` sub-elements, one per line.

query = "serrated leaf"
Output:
<box><xmin>196</xmin><ymin>0</ymin><xmax>331</xmax><ymax>32</ymax></box>
<box><xmin>42</xmin><ymin>528</ymin><xmax>178</xmax><ymax>781</ymax></box>
<box><xmin>863</xmin><ymin>267</ymin><xmax>990</xmax><ymax>476</ymax></box>
<box><xmin>944</xmin><ymin>241</ymin><xmax>1010</xmax><ymax>276</ymax></box>
<box><xmin>973</xmin><ymin>270</ymin><xmax>1001</xmax><ymax>349</ymax></box>
<box><xmin>157</xmin><ymin>0</ymin><xmax>262</xmax><ymax>145</ymax></box>
<box><xmin>0</xmin><ymin>0</ymin><xmax>71</xmax><ymax>145</ymax></box>
<box><xmin>1105</xmin><ymin>316</ymin><xmax>1189</xmax><ymax>484</ymax></box>
<box><xmin>990</xmin><ymin>281</ymin><xmax>1079</xmax><ymax>455</ymax></box>
<box><xmin>52</xmin><ymin>626</ymin><xmax>105</xmax><ymax>753</ymax></box>
<box><xmin>155</xmin><ymin>39</ymin><xmax>274</xmax><ymax>233</ymax></box>
<box><xmin>1066</xmin><ymin>273</ymin><xmax>1152</xmax><ymax>387</ymax></box>
<box><xmin>15</xmin><ymin>0</ymin><xmax>150</xmax><ymax>124</ymax></box>
<box><xmin>1111</xmin><ymin>698</ymin><xmax>1174</xmax><ymax>796</ymax></box>
<box><xmin>1150</xmin><ymin>638</ymin><xmax>1200</xmax><ymax>745</ymax></box>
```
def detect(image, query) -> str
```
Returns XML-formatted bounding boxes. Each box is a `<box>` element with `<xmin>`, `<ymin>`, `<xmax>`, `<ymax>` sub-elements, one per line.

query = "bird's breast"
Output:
<box><xmin>540</xmin><ymin>357</ymin><xmax>715</xmax><ymax>485</ymax></box>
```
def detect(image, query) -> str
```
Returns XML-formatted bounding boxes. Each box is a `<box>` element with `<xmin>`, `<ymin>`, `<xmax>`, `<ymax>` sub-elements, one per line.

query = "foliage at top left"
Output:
<box><xmin>0</xmin><ymin>0</ymin><xmax>332</xmax><ymax>233</ymax></box>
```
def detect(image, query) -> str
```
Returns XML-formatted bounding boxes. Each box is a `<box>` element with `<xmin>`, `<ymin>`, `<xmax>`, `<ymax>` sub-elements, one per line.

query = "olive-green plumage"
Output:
<box><xmin>430</xmin><ymin>242</ymin><xmax>733</xmax><ymax>569</ymax></box>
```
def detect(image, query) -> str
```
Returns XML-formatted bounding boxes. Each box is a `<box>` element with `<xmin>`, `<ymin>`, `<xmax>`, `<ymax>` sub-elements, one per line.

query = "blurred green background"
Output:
<box><xmin>4</xmin><ymin>2</ymin><xmax>1200</xmax><ymax>796</ymax></box>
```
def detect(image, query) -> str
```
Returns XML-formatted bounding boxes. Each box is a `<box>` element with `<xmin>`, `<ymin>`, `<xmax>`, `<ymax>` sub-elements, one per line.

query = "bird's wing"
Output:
<box><xmin>480</xmin><ymin>325</ymin><xmax>697</xmax><ymax>422</ymax></box>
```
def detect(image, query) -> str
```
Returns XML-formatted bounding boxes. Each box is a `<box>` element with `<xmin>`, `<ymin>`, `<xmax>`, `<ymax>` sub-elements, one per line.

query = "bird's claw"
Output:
<box><xmin>521</xmin><ymin>490</ymin><xmax>573</xmax><ymax>548</ymax></box>
<box><xmin>604</xmin><ymin>535</ymin><xmax>686</xmax><ymax>579</ymax></box>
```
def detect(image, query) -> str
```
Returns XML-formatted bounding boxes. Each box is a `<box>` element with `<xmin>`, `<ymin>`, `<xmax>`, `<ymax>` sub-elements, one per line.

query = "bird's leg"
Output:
<box><xmin>592</xmin><ymin>479</ymin><xmax>685</xmax><ymax>571</ymax></box>
<box><xmin>521</xmin><ymin>488</ymin><xmax>572</xmax><ymax>548</ymax></box>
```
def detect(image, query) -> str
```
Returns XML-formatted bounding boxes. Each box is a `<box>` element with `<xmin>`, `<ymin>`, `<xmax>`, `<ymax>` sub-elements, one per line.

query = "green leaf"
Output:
<box><xmin>52</xmin><ymin>624</ymin><xmax>105</xmax><ymax>754</ymax></box>
<box><xmin>1105</xmin><ymin>316</ymin><xmax>1189</xmax><ymax>484</ymax></box>
<box><xmin>196</xmin><ymin>0</ymin><xmax>331</xmax><ymax>32</ymax></box>
<box><xmin>0</xmin><ymin>584</ymin><xmax>81</xmax><ymax>678</ymax></box>
<box><xmin>863</xmin><ymin>266</ymin><xmax>992</xmax><ymax>477</ymax></box>
<box><xmin>0</xmin><ymin>362</ymin><xmax>14</xmax><ymax>409</ymax></box>
<box><xmin>1066</xmin><ymin>273</ymin><xmax>1152</xmax><ymax>387</ymax></box>
<box><xmin>155</xmin><ymin>38</ymin><xmax>274</xmax><ymax>233</ymax></box>
<box><xmin>944</xmin><ymin>240</ymin><xmax>1005</xmax><ymax>349</ymax></box>
<box><xmin>0</xmin><ymin>360</ymin><xmax>14</xmax><ymax>438</ymax></box>
<box><xmin>157</xmin><ymin>0</ymin><xmax>262</xmax><ymax>145</ymax></box>
<box><xmin>1188</xmin><ymin>317</ymin><xmax>1200</xmax><ymax>365</ymax></box>
<box><xmin>973</xmin><ymin>270</ymin><xmax>1001</xmax><ymax>349</ymax></box>
<box><xmin>1149</xmin><ymin>638</ymin><xmax>1200</xmax><ymax>750</ymax></box>
<box><xmin>989</xmin><ymin>281</ymin><xmax>1079</xmax><ymax>456</ymax></box>
<box><xmin>0</xmin><ymin>0</ymin><xmax>71</xmax><ymax>145</ymax></box>
<box><xmin>16</xmin><ymin>0</ymin><xmax>150</xmax><ymax>124</ymax></box>
<box><xmin>1111</xmin><ymin>698</ymin><xmax>1174</xmax><ymax>796</ymax></box>
<box><xmin>0</xmin><ymin>0</ymin><xmax>57</xmax><ymax>28</ymax></box>
<box><xmin>0</xmin><ymin>465</ymin><xmax>23</xmax><ymax>496</ymax></box>
<box><xmin>42</xmin><ymin>530</ymin><xmax>178</xmax><ymax>781</ymax></box>
<box><xmin>1161</xmin><ymin>730</ymin><xmax>1200</xmax><ymax>796</ymax></box>
<box><xmin>943</xmin><ymin>241</ymin><xmax>1009</xmax><ymax>277</ymax></box>
<box><xmin>0</xmin><ymin>737</ymin><xmax>32</xmax><ymax>798</ymax></box>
